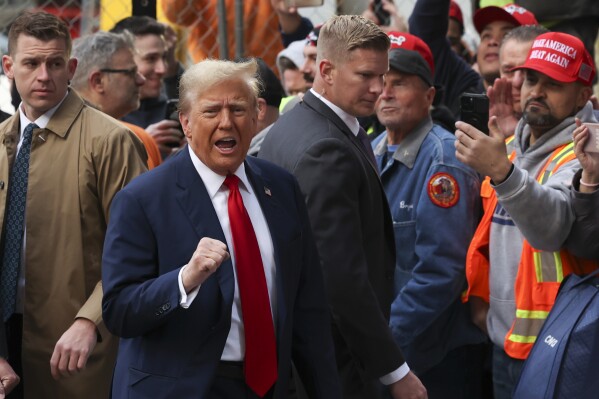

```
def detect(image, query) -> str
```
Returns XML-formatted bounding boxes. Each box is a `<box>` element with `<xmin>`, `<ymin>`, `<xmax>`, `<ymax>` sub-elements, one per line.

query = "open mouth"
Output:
<box><xmin>215</xmin><ymin>138</ymin><xmax>237</xmax><ymax>152</ymax></box>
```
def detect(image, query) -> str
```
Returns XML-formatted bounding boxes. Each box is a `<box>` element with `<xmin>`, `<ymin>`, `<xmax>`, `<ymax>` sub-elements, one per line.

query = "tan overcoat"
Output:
<box><xmin>0</xmin><ymin>90</ymin><xmax>147</xmax><ymax>398</ymax></box>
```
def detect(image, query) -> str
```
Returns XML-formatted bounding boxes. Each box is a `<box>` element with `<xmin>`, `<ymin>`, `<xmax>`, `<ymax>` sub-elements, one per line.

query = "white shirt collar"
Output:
<box><xmin>310</xmin><ymin>88</ymin><xmax>360</xmax><ymax>137</ymax></box>
<box><xmin>18</xmin><ymin>91</ymin><xmax>69</xmax><ymax>133</ymax></box>
<box><xmin>187</xmin><ymin>145</ymin><xmax>254</xmax><ymax>198</ymax></box>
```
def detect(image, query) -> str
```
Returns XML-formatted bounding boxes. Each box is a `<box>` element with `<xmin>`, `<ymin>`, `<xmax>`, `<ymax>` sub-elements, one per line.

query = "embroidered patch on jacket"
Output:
<box><xmin>427</xmin><ymin>172</ymin><xmax>459</xmax><ymax>208</ymax></box>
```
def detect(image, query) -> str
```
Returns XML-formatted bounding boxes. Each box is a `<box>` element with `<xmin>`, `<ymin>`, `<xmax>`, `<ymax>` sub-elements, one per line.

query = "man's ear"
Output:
<box><xmin>180</xmin><ymin>111</ymin><xmax>191</xmax><ymax>139</ymax></box>
<box><xmin>257</xmin><ymin>98</ymin><xmax>267</xmax><ymax>122</ymax></box>
<box><xmin>320</xmin><ymin>59</ymin><xmax>335</xmax><ymax>85</ymax></box>
<box><xmin>89</xmin><ymin>70</ymin><xmax>105</xmax><ymax>93</ymax></box>
<box><xmin>2</xmin><ymin>55</ymin><xmax>14</xmax><ymax>79</ymax></box>
<box><xmin>576</xmin><ymin>85</ymin><xmax>593</xmax><ymax>110</ymax></box>
<box><xmin>425</xmin><ymin>85</ymin><xmax>436</xmax><ymax>108</ymax></box>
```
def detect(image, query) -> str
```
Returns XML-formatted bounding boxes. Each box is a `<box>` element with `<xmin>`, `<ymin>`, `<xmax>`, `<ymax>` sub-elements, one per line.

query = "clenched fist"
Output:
<box><xmin>181</xmin><ymin>237</ymin><xmax>230</xmax><ymax>292</ymax></box>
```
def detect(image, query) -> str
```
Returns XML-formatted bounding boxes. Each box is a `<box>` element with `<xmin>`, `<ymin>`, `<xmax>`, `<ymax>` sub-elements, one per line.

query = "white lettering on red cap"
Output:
<box><xmin>529</xmin><ymin>49</ymin><xmax>570</xmax><ymax>68</ymax></box>
<box><xmin>532</xmin><ymin>39</ymin><xmax>577</xmax><ymax>59</ymax></box>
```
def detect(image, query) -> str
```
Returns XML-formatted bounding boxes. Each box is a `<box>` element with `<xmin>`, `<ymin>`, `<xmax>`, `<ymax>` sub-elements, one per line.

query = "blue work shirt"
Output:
<box><xmin>372</xmin><ymin>116</ymin><xmax>486</xmax><ymax>373</ymax></box>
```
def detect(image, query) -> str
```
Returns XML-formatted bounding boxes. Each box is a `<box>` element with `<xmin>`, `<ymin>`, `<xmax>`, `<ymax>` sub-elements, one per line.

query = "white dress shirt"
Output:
<box><xmin>178</xmin><ymin>146</ymin><xmax>277</xmax><ymax>361</ymax></box>
<box><xmin>310</xmin><ymin>89</ymin><xmax>410</xmax><ymax>385</ymax></box>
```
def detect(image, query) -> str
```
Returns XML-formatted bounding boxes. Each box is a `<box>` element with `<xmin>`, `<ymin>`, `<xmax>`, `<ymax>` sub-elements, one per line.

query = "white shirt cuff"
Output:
<box><xmin>379</xmin><ymin>362</ymin><xmax>410</xmax><ymax>385</ymax></box>
<box><xmin>178</xmin><ymin>265</ymin><xmax>200</xmax><ymax>308</ymax></box>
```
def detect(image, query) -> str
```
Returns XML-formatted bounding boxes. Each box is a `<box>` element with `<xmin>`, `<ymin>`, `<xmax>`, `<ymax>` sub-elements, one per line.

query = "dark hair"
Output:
<box><xmin>502</xmin><ymin>25</ymin><xmax>549</xmax><ymax>46</ymax></box>
<box><xmin>278</xmin><ymin>56</ymin><xmax>299</xmax><ymax>73</ymax></box>
<box><xmin>111</xmin><ymin>16</ymin><xmax>166</xmax><ymax>37</ymax></box>
<box><xmin>8</xmin><ymin>11</ymin><xmax>71</xmax><ymax>56</ymax></box>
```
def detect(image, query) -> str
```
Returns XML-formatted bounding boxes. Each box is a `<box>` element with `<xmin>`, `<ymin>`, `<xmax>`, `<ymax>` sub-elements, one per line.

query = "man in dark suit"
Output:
<box><xmin>259</xmin><ymin>15</ymin><xmax>427</xmax><ymax>399</ymax></box>
<box><xmin>101</xmin><ymin>58</ymin><xmax>341</xmax><ymax>399</ymax></box>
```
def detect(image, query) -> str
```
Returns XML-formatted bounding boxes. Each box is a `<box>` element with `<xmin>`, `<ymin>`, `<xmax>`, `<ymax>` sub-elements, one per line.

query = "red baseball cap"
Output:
<box><xmin>449</xmin><ymin>1</ymin><xmax>464</xmax><ymax>28</ymax></box>
<box><xmin>473</xmin><ymin>3</ymin><xmax>538</xmax><ymax>33</ymax></box>
<box><xmin>512</xmin><ymin>32</ymin><xmax>596</xmax><ymax>86</ymax></box>
<box><xmin>387</xmin><ymin>31</ymin><xmax>435</xmax><ymax>76</ymax></box>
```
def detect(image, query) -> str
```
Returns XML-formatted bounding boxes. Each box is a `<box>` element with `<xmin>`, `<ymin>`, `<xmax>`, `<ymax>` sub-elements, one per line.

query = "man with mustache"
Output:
<box><xmin>488</xmin><ymin>25</ymin><xmax>548</xmax><ymax>138</ymax></box>
<box><xmin>456</xmin><ymin>31</ymin><xmax>598</xmax><ymax>399</ymax></box>
<box><xmin>299</xmin><ymin>25</ymin><xmax>321</xmax><ymax>87</ymax></box>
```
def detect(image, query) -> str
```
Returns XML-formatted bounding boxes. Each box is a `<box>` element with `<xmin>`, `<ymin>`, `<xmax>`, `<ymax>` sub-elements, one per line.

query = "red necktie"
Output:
<box><xmin>224</xmin><ymin>174</ymin><xmax>277</xmax><ymax>397</ymax></box>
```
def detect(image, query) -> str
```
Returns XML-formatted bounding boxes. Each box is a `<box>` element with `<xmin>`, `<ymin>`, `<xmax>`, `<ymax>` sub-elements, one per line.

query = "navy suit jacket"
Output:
<box><xmin>102</xmin><ymin>148</ymin><xmax>341</xmax><ymax>399</ymax></box>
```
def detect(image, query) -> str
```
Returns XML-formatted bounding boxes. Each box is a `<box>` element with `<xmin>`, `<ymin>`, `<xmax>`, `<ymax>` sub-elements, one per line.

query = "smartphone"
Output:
<box><xmin>583</xmin><ymin>123</ymin><xmax>599</xmax><ymax>153</ymax></box>
<box><xmin>284</xmin><ymin>0</ymin><xmax>324</xmax><ymax>7</ymax></box>
<box><xmin>460</xmin><ymin>93</ymin><xmax>489</xmax><ymax>135</ymax></box>
<box><xmin>165</xmin><ymin>98</ymin><xmax>179</xmax><ymax>122</ymax></box>
<box><xmin>374</xmin><ymin>0</ymin><xmax>391</xmax><ymax>26</ymax></box>
<box><xmin>164</xmin><ymin>98</ymin><xmax>183</xmax><ymax>148</ymax></box>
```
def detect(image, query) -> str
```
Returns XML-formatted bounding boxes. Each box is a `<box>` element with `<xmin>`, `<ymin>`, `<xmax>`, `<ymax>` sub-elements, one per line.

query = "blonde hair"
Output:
<box><xmin>317</xmin><ymin>15</ymin><xmax>390</xmax><ymax>64</ymax></box>
<box><xmin>179</xmin><ymin>58</ymin><xmax>261</xmax><ymax>112</ymax></box>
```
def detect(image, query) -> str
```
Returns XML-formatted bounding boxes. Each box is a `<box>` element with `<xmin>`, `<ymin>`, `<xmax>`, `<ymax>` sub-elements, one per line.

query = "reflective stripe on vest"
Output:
<box><xmin>505</xmin><ymin>143</ymin><xmax>579</xmax><ymax>358</ymax></box>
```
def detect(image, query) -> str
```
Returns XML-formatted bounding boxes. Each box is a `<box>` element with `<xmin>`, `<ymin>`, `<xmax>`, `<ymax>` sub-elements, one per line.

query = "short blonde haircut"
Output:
<box><xmin>179</xmin><ymin>58</ymin><xmax>261</xmax><ymax>112</ymax></box>
<box><xmin>317</xmin><ymin>15</ymin><xmax>390</xmax><ymax>64</ymax></box>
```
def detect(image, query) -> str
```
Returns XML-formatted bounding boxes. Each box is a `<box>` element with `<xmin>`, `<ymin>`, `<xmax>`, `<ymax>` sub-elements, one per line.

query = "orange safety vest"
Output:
<box><xmin>463</xmin><ymin>141</ymin><xmax>599</xmax><ymax>359</ymax></box>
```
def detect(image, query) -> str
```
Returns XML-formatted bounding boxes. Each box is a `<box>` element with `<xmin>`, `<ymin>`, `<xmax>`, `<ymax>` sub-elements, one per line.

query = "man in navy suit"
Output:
<box><xmin>101</xmin><ymin>58</ymin><xmax>342</xmax><ymax>399</ymax></box>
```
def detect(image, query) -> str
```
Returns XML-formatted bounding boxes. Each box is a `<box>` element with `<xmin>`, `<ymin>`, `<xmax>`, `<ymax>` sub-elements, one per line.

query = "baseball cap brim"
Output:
<box><xmin>511</xmin><ymin>62</ymin><xmax>578</xmax><ymax>84</ymax></box>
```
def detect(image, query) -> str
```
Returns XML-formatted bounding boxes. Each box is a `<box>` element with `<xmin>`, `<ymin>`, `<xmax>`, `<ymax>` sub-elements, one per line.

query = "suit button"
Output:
<box><xmin>0</xmin><ymin>181</ymin><xmax>4</xmax><ymax>190</ymax></box>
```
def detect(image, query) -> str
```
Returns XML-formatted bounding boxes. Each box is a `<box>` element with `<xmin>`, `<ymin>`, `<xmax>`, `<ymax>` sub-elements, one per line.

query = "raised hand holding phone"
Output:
<box><xmin>455</xmin><ymin>115</ymin><xmax>512</xmax><ymax>183</ymax></box>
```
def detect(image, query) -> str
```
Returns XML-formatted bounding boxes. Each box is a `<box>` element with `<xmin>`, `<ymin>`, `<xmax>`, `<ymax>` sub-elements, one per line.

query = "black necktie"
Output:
<box><xmin>1</xmin><ymin>123</ymin><xmax>38</xmax><ymax>321</ymax></box>
<box><xmin>357</xmin><ymin>127</ymin><xmax>377</xmax><ymax>169</ymax></box>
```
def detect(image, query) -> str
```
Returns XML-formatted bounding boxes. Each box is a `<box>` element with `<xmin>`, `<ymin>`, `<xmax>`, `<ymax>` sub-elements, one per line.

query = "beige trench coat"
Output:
<box><xmin>0</xmin><ymin>91</ymin><xmax>147</xmax><ymax>398</ymax></box>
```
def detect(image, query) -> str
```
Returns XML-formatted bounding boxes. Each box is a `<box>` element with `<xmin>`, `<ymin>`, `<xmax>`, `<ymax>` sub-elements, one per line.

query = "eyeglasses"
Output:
<box><xmin>99</xmin><ymin>66</ymin><xmax>138</xmax><ymax>78</ymax></box>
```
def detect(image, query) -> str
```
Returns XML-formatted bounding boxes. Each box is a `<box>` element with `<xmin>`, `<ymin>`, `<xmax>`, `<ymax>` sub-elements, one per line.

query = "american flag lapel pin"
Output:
<box><xmin>264</xmin><ymin>187</ymin><xmax>272</xmax><ymax>196</ymax></box>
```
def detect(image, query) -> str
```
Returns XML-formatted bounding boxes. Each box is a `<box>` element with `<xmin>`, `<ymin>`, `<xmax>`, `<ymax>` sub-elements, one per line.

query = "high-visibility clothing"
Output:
<box><xmin>463</xmin><ymin>142</ymin><xmax>599</xmax><ymax>359</ymax></box>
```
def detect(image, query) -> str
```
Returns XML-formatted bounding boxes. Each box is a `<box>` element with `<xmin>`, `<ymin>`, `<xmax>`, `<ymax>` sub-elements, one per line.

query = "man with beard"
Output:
<box><xmin>456</xmin><ymin>31</ymin><xmax>598</xmax><ymax>399</ymax></box>
<box><xmin>487</xmin><ymin>24</ymin><xmax>548</xmax><ymax>139</ymax></box>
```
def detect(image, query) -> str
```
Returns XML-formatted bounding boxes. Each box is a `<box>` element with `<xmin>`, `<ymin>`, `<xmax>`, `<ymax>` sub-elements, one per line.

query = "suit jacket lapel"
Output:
<box><xmin>244</xmin><ymin>159</ymin><xmax>288</xmax><ymax>337</ymax></box>
<box><xmin>303</xmin><ymin>91</ymin><xmax>379</xmax><ymax>175</ymax></box>
<box><xmin>173</xmin><ymin>149</ymin><xmax>235</xmax><ymax>308</ymax></box>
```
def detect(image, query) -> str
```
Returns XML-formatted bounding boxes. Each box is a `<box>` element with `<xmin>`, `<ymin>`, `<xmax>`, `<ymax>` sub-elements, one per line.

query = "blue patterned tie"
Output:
<box><xmin>1</xmin><ymin>123</ymin><xmax>38</xmax><ymax>321</ymax></box>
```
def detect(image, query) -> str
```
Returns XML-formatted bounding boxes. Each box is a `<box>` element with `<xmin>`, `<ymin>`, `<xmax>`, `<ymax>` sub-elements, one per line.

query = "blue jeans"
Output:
<box><xmin>492</xmin><ymin>345</ymin><xmax>524</xmax><ymax>399</ymax></box>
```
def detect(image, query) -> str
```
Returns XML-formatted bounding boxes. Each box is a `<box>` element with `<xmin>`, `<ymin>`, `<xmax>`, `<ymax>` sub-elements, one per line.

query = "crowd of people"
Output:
<box><xmin>0</xmin><ymin>1</ymin><xmax>598</xmax><ymax>398</ymax></box>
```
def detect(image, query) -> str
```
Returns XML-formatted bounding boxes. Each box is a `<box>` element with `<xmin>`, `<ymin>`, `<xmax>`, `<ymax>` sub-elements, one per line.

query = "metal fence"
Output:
<box><xmin>0</xmin><ymin>0</ymin><xmax>376</xmax><ymax>66</ymax></box>
<box><xmin>0</xmin><ymin>0</ymin><xmax>478</xmax><ymax>67</ymax></box>
<box><xmin>0</xmin><ymin>0</ymin><xmax>597</xmax><ymax>95</ymax></box>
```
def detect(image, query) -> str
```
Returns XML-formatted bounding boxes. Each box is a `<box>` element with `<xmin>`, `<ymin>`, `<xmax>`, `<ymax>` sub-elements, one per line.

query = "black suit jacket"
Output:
<box><xmin>259</xmin><ymin>91</ymin><xmax>404</xmax><ymax>397</ymax></box>
<box><xmin>102</xmin><ymin>149</ymin><xmax>341</xmax><ymax>399</ymax></box>
<box><xmin>0</xmin><ymin>322</ymin><xmax>6</xmax><ymax>359</ymax></box>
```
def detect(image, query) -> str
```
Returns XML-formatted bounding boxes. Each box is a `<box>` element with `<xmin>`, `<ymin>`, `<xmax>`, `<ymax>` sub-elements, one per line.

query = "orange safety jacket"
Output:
<box><xmin>463</xmin><ymin>141</ymin><xmax>599</xmax><ymax>359</ymax></box>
